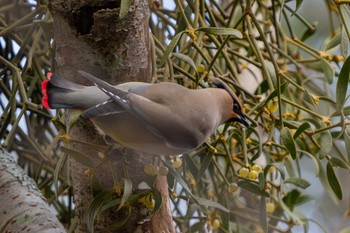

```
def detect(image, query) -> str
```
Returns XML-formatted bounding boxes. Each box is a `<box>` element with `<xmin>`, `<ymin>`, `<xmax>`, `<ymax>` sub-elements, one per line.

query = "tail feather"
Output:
<box><xmin>41</xmin><ymin>79</ymin><xmax>50</xmax><ymax>109</ymax></box>
<box><xmin>41</xmin><ymin>72</ymin><xmax>85</xmax><ymax>109</ymax></box>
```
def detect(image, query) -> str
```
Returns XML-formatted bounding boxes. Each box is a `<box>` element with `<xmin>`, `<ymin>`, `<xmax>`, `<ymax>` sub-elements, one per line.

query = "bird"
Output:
<box><xmin>41</xmin><ymin>71</ymin><xmax>249</xmax><ymax>155</ymax></box>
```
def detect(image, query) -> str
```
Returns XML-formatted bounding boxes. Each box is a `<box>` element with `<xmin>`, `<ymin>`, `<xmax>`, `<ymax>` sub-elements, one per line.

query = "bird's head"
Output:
<box><xmin>210</xmin><ymin>77</ymin><xmax>250</xmax><ymax>127</ymax></box>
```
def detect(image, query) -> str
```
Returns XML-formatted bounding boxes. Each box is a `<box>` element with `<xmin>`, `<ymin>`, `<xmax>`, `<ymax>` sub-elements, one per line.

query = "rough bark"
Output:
<box><xmin>0</xmin><ymin>147</ymin><xmax>66</xmax><ymax>233</ymax></box>
<box><xmin>48</xmin><ymin>0</ymin><xmax>175</xmax><ymax>232</ymax></box>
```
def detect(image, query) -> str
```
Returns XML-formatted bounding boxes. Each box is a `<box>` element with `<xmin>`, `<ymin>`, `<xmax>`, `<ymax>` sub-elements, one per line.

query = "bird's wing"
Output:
<box><xmin>81</xmin><ymin>81</ymin><xmax>151</xmax><ymax>119</ymax></box>
<box><xmin>81</xmin><ymin>99</ymin><xmax>125</xmax><ymax>119</ymax></box>
<box><xmin>78</xmin><ymin>71</ymin><xmax>201</xmax><ymax>150</ymax></box>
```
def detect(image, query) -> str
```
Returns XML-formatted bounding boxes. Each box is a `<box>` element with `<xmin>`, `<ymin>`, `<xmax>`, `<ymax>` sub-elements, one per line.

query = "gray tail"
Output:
<box><xmin>42</xmin><ymin>72</ymin><xmax>85</xmax><ymax>109</ymax></box>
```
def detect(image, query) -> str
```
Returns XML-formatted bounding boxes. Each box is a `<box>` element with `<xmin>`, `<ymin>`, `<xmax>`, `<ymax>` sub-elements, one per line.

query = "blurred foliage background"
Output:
<box><xmin>1</xmin><ymin>0</ymin><xmax>350</xmax><ymax>232</ymax></box>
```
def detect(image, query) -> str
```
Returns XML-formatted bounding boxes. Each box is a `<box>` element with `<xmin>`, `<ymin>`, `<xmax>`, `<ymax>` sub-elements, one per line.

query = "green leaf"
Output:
<box><xmin>303</xmin><ymin>90</ymin><xmax>317</xmax><ymax>109</ymax></box>
<box><xmin>164</xmin><ymin>160</ymin><xmax>197</xmax><ymax>201</ymax></box>
<box><xmin>263</xmin><ymin>82</ymin><xmax>288</xmax><ymax>105</ymax></box>
<box><xmin>326</xmin><ymin>161</ymin><xmax>343</xmax><ymax>200</ymax></box>
<box><xmin>195</xmin><ymin>196</ymin><xmax>229</xmax><ymax>212</ymax></box>
<box><xmin>111</xmin><ymin>207</ymin><xmax>131</xmax><ymax>230</ymax></box>
<box><xmin>330</xmin><ymin>157</ymin><xmax>350</xmax><ymax>170</ymax></box>
<box><xmin>341</xmin><ymin>26</ymin><xmax>349</xmax><ymax>57</ymax></box>
<box><xmin>321</xmin><ymin>59</ymin><xmax>334</xmax><ymax>84</ymax></box>
<box><xmin>336</xmin><ymin>55</ymin><xmax>350</xmax><ymax>110</ymax></box>
<box><xmin>344</xmin><ymin>106</ymin><xmax>350</xmax><ymax>115</ymax></box>
<box><xmin>117</xmin><ymin>178</ymin><xmax>133</xmax><ymax>211</ymax></box>
<box><xmin>318</xmin><ymin>131</ymin><xmax>332</xmax><ymax>159</ymax></box>
<box><xmin>284</xmin><ymin>157</ymin><xmax>296</xmax><ymax>178</ymax></box>
<box><xmin>324</xmin><ymin>30</ymin><xmax>341</xmax><ymax>51</ymax></box>
<box><xmin>258</xmin><ymin>172</ymin><xmax>265</xmax><ymax>191</ymax></box>
<box><xmin>282</xmin><ymin>189</ymin><xmax>313</xmax><ymax>210</ymax></box>
<box><xmin>284</xmin><ymin>177</ymin><xmax>310</xmax><ymax>189</ymax></box>
<box><xmin>301</xmin><ymin>23</ymin><xmax>316</xmax><ymax>41</ymax></box>
<box><xmin>340</xmin><ymin>5</ymin><xmax>350</xmax><ymax>39</ymax></box>
<box><xmin>237</xmin><ymin>181</ymin><xmax>270</xmax><ymax>197</ymax></box>
<box><xmin>282</xmin><ymin>190</ymin><xmax>299</xmax><ymax>211</ymax></box>
<box><xmin>151</xmin><ymin>187</ymin><xmax>163</xmax><ymax>213</ymax></box>
<box><xmin>259</xmin><ymin>197</ymin><xmax>268</xmax><ymax>233</ymax></box>
<box><xmin>292</xmin><ymin>0</ymin><xmax>303</xmax><ymax>15</ymax></box>
<box><xmin>304</xmin><ymin>59</ymin><xmax>334</xmax><ymax>84</ymax></box>
<box><xmin>196</xmin><ymin>27</ymin><xmax>243</xmax><ymax>38</ymax></box>
<box><xmin>250</xmin><ymin>127</ymin><xmax>263</xmax><ymax>161</ymax></box>
<box><xmin>87</xmin><ymin>189</ymin><xmax>115</xmax><ymax>233</ymax></box>
<box><xmin>160</xmin><ymin>31</ymin><xmax>185</xmax><ymax>67</ymax></box>
<box><xmin>172</xmin><ymin>52</ymin><xmax>199</xmax><ymax>78</ymax></box>
<box><xmin>296</xmin><ymin>194</ymin><xmax>314</xmax><ymax>206</ymax></box>
<box><xmin>280</xmin><ymin>127</ymin><xmax>297</xmax><ymax>160</ymax></box>
<box><xmin>61</xmin><ymin>146</ymin><xmax>97</xmax><ymax>168</ymax></box>
<box><xmin>293</xmin><ymin>122</ymin><xmax>311</xmax><ymax>140</ymax></box>
<box><xmin>264</xmin><ymin>163</ymin><xmax>285</xmax><ymax>180</ymax></box>
<box><xmin>344</xmin><ymin>128</ymin><xmax>350</xmax><ymax>162</ymax></box>
<box><xmin>54</xmin><ymin>153</ymin><xmax>67</xmax><ymax>198</ymax></box>
<box><xmin>183</xmin><ymin>154</ymin><xmax>199</xmax><ymax>178</ymax></box>
<box><xmin>119</xmin><ymin>0</ymin><xmax>132</xmax><ymax>19</ymax></box>
<box><xmin>266</xmin><ymin>61</ymin><xmax>277</xmax><ymax>88</ymax></box>
<box><xmin>67</xmin><ymin>110</ymin><xmax>82</xmax><ymax>134</ymax></box>
<box><xmin>299</xmin><ymin>150</ymin><xmax>320</xmax><ymax>176</ymax></box>
<box><xmin>175</xmin><ymin>4</ymin><xmax>192</xmax><ymax>34</ymax></box>
<box><xmin>100</xmin><ymin>192</ymin><xmax>149</xmax><ymax>213</ymax></box>
<box><xmin>195</xmin><ymin>152</ymin><xmax>213</xmax><ymax>182</ymax></box>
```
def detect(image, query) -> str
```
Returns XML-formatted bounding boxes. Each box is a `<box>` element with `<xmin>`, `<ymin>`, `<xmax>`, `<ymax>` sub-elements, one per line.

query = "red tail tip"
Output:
<box><xmin>47</xmin><ymin>72</ymin><xmax>53</xmax><ymax>80</ymax></box>
<box><xmin>42</xmin><ymin>96</ymin><xmax>50</xmax><ymax>109</ymax></box>
<box><xmin>41</xmin><ymin>79</ymin><xmax>51</xmax><ymax>109</ymax></box>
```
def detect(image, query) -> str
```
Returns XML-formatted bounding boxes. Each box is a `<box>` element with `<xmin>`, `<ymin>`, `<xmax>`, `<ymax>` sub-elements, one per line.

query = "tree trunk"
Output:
<box><xmin>0</xmin><ymin>147</ymin><xmax>66</xmax><ymax>232</ymax></box>
<box><xmin>48</xmin><ymin>1</ymin><xmax>175</xmax><ymax>232</ymax></box>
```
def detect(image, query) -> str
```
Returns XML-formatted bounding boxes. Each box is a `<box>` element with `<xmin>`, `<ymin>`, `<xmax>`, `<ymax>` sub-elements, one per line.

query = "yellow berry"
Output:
<box><xmin>266</xmin><ymin>202</ymin><xmax>276</xmax><ymax>213</ymax></box>
<box><xmin>197</xmin><ymin>64</ymin><xmax>205</xmax><ymax>73</ymax></box>
<box><xmin>248</xmin><ymin>170</ymin><xmax>259</xmax><ymax>180</ymax></box>
<box><xmin>158</xmin><ymin>166</ymin><xmax>169</xmax><ymax>176</ymax></box>
<box><xmin>172</xmin><ymin>157</ymin><xmax>182</xmax><ymax>168</ymax></box>
<box><xmin>228</xmin><ymin>183</ymin><xmax>239</xmax><ymax>193</ymax></box>
<box><xmin>239</xmin><ymin>167</ymin><xmax>249</xmax><ymax>178</ymax></box>
<box><xmin>231</xmin><ymin>138</ymin><xmax>238</xmax><ymax>147</ymax></box>
<box><xmin>189</xmin><ymin>178</ymin><xmax>196</xmax><ymax>186</ymax></box>
<box><xmin>171</xmin><ymin>192</ymin><xmax>179</xmax><ymax>200</ymax></box>
<box><xmin>246</xmin><ymin>138</ymin><xmax>252</xmax><ymax>145</ymax></box>
<box><xmin>211</xmin><ymin>219</ymin><xmax>221</xmax><ymax>229</ymax></box>
<box><xmin>252</xmin><ymin>164</ymin><xmax>263</xmax><ymax>174</ymax></box>
<box><xmin>207</xmin><ymin>191</ymin><xmax>215</xmax><ymax>198</ymax></box>
<box><xmin>267</xmin><ymin>100</ymin><xmax>278</xmax><ymax>113</ymax></box>
<box><xmin>144</xmin><ymin>164</ymin><xmax>159</xmax><ymax>176</ymax></box>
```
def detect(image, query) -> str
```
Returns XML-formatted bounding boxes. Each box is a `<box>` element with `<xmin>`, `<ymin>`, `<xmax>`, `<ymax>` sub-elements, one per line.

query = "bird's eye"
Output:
<box><xmin>233</xmin><ymin>102</ymin><xmax>240</xmax><ymax>112</ymax></box>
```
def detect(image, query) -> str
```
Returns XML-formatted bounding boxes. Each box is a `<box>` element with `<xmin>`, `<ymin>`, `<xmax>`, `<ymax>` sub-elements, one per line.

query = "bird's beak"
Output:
<box><xmin>229</xmin><ymin>113</ymin><xmax>250</xmax><ymax>127</ymax></box>
<box><xmin>239</xmin><ymin>114</ymin><xmax>250</xmax><ymax>127</ymax></box>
